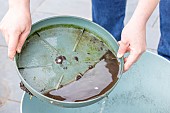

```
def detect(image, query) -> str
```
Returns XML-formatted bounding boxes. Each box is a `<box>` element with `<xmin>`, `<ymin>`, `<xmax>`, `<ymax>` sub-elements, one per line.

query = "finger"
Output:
<box><xmin>124</xmin><ymin>51</ymin><xmax>140</xmax><ymax>72</ymax></box>
<box><xmin>124</xmin><ymin>57</ymin><xmax>128</xmax><ymax>63</ymax></box>
<box><xmin>118</xmin><ymin>41</ymin><xmax>121</xmax><ymax>46</ymax></box>
<box><xmin>8</xmin><ymin>33</ymin><xmax>20</xmax><ymax>60</ymax></box>
<box><xmin>117</xmin><ymin>41</ymin><xmax>129</xmax><ymax>58</ymax></box>
<box><xmin>126</xmin><ymin>46</ymin><xmax>131</xmax><ymax>52</ymax></box>
<box><xmin>4</xmin><ymin>33</ymin><xmax>9</xmax><ymax>45</ymax></box>
<box><xmin>1</xmin><ymin>30</ymin><xmax>9</xmax><ymax>45</ymax></box>
<box><xmin>118</xmin><ymin>41</ymin><xmax>130</xmax><ymax>52</ymax></box>
<box><xmin>16</xmin><ymin>30</ymin><xmax>30</xmax><ymax>53</ymax></box>
<box><xmin>124</xmin><ymin>47</ymin><xmax>131</xmax><ymax>54</ymax></box>
<box><xmin>0</xmin><ymin>25</ymin><xmax>10</xmax><ymax>45</ymax></box>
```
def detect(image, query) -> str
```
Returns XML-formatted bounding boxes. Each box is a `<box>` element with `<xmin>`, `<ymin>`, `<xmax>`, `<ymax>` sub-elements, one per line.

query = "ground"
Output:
<box><xmin>0</xmin><ymin>0</ymin><xmax>160</xmax><ymax>112</ymax></box>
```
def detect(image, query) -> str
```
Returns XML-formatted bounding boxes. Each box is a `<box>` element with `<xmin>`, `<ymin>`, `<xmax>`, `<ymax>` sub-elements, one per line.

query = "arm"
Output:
<box><xmin>0</xmin><ymin>0</ymin><xmax>31</xmax><ymax>60</ymax></box>
<box><xmin>117</xmin><ymin>0</ymin><xmax>159</xmax><ymax>72</ymax></box>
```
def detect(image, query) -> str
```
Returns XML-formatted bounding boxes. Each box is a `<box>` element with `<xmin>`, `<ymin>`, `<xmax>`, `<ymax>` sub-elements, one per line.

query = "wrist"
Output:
<box><xmin>128</xmin><ymin>15</ymin><xmax>146</xmax><ymax>30</ymax></box>
<box><xmin>9</xmin><ymin>0</ymin><xmax>30</xmax><ymax>11</ymax></box>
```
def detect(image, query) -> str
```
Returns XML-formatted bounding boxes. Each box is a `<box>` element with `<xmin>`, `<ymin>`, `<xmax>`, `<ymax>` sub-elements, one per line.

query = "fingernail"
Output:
<box><xmin>17</xmin><ymin>49</ymin><xmax>21</xmax><ymax>53</ymax></box>
<box><xmin>8</xmin><ymin>52</ymin><xmax>15</xmax><ymax>61</ymax></box>
<box><xmin>9</xmin><ymin>56</ymin><xmax>14</xmax><ymax>61</ymax></box>
<box><xmin>117</xmin><ymin>53</ymin><xmax>123</xmax><ymax>58</ymax></box>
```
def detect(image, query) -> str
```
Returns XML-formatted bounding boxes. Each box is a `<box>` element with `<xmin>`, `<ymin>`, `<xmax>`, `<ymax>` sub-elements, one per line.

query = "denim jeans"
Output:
<box><xmin>92</xmin><ymin>0</ymin><xmax>170</xmax><ymax>60</ymax></box>
<box><xmin>92</xmin><ymin>0</ymin><xmax>126</xmax><ymax>41</ymax></box>
<box><xmin>158</xmin><ymin>0</ymin><xmax>170</xmax><ymax>60</ymax></box>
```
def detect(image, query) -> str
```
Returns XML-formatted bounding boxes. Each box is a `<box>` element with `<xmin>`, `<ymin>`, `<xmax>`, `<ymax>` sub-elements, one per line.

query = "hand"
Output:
<box><xmin>0</xmin><ymin>6</ymin><xmax>31</xmax><ymax>60</ymax></box>
<box><xmin>117</xmin><ymin>21</ymin><xmax>146</xmax><ymax>72</ymax></box>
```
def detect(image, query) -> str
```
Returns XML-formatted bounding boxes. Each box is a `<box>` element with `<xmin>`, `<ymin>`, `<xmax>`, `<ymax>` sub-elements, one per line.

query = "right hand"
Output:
<box><xmin>117</xmin><ymin>21</ymin><xmax>146</xmax><ymax>72</ymax></box>
<box><xmin>0</xmin><ymin>6</ymin><xmax>31</xmax><ymax>60</ymax></box>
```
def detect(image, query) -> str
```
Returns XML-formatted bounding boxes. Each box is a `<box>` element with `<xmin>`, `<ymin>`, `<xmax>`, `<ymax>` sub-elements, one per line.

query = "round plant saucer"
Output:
<box><xmin>21</xmin><ymin>51</ymin><xmax>170</xmax><ymax>113</ymax></box>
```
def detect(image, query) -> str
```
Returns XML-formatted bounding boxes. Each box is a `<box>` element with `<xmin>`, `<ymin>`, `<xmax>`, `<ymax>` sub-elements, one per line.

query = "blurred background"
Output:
<box><xmin>0</xmin><ymin>0</ymin><xmax>160</xmax><ymax>112</ymax></box>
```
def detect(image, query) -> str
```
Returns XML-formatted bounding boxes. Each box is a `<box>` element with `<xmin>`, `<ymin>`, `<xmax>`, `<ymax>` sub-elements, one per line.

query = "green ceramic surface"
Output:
<box><xmin>15</xmin><ymin>16</ymin><xmax>124</xmax><ymax>108</ymax></box>
<box><xmin>21</xmin><ymin>51</ymin><xmax>170</xmax><ymax>113</ymax></box>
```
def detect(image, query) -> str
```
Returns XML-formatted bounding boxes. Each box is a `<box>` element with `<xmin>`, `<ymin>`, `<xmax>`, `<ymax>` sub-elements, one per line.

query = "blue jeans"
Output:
<box><xmin>158</xmin><ymin>0</ymin><xmax>170</xmax><ymax>60</ymax></box>
<box><xmin>92</xmin><ymin>0</ymin><xmax>170</xmax><ymax>60</ymax></box>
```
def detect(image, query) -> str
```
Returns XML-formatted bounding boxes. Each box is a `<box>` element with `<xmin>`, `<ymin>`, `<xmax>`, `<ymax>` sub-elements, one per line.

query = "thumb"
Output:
<box><xmin>117</xmin><ymin>41</ymin><xmax>129</xmax><ymax>58</ymax></box>
<box><xmin>124</xmin><ymin>50</ymin><xmax>140</xmax><ymax>72</ymax></box>
<box><xmin>8</xmin><ymin>33</ymin><xmax>20</xmax><ymax>60</ymax></box>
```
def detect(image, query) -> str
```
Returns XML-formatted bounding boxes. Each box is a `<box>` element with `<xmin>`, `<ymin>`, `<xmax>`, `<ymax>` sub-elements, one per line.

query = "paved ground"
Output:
<box><xmin>0</xmin><ymin>0</ymin><xmax>160</xmax><ymax>113</ymax></box>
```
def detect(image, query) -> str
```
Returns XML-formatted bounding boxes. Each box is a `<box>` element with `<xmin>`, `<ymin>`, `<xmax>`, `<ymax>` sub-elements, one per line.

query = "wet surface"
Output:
<box><xmin>44</xmin><ymin>51</ymin><xmax>119</xmax><ymax>102</ymax></box>
<box><xmin>16</xmin><ymin>24</ymin><xmax>120</xmax><ymax>102</ymax></box>
<box><xmin>55</xmin><ymin>55</ymin><xmax>66</xmax><ymax>64</ymax></box>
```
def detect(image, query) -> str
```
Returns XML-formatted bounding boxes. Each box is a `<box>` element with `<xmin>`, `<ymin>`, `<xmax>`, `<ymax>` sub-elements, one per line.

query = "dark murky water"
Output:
<box><xmin>44</xmin><ymin>51</ymin><xmax>119</xmax><ymax>102</ymax></box>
